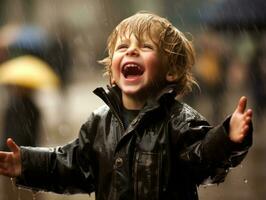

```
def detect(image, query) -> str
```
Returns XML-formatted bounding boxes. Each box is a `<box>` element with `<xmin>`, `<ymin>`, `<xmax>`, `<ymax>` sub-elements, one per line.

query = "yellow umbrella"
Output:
<box><xmin>0</xmin><ymin>55</ymin><xmax>60</xmax><ymax>90</ymax></box>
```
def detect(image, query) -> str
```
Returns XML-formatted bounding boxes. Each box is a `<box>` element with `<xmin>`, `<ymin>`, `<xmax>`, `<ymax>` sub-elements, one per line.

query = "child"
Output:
<box><xmin>0</xmin><ymin>11</ymin><xmax>253</xmax><ymax>200</ymax></box>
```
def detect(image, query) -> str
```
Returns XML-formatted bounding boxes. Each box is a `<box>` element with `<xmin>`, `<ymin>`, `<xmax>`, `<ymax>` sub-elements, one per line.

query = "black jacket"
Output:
<box><xmin>17</xmin><ymin>86</ymin><xmax>252</xmax><ymax>200</ymax></box>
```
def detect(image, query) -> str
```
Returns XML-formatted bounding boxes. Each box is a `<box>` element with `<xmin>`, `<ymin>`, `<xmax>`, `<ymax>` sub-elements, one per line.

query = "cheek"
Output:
<box><xmin>148</xmin><ymin>56</ymin><xmax>166</xmax><ymax>77</ymax></box>
<box><xmin>110</xmin><ymin>59</ymin><xmax>121</xmax><ymax>83</ymax></box>
<box><xmin>110</xmin><ymin>59</ymin><xmax>119</xmax><ymax>74</ymax></box>
<box><xmin>111</xmin><ymin>65</ymin><xmax>120</xmax><ymax>78</ymax></box>
<box><xmin>111</xmin><ymin>54</ymin><xmax>121</xmax><ymax>68</ymax></box>
<box><xmin>145</xmin><ymin>54</ymin><xmax>158</xmax><ymax>66</ymax></box>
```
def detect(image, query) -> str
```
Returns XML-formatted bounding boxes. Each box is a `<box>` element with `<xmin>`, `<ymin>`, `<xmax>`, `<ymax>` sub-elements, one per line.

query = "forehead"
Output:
<box><xmin>116</xmin><ymin>31</ymin><xmax>155</xmax><ymax>42</ymax></box>
<box><xmin>115</xmin><ymin>23</ymin><xmax>162</xmax><ymax>45</ymax></box>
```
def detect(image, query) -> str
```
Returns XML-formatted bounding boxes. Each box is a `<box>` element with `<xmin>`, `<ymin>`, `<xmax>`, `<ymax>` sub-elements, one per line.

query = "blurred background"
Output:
<box><xmin>0</xmin><ymin>0</ymin><xmax>265</xmax><ymax>199</ymax></box>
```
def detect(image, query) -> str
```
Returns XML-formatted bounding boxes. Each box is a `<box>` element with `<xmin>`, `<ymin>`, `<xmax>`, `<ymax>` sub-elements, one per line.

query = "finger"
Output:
<box><xmin>6</xmin><ymin>138</ymin><xmax>19</xmax><ymax>154</ymax></box>
<box><xmin>246</xmin><ymin>109</ymin><xmax>253</xmax><ymax>117</ymax></box>
<box><xmin>236</xmin><ymin>96</ymin><xmax>247</xmax><ymax>113</ymax></box>
<box><xmin>245</xmin><ymin>116</ymin><xmax>252</xmax><ymax>124</ymax></box>
<box><xmin>242</xmin><ymin>125</ymin><xmax>250</xmax><ymax>135</ymax></box>
<box><xmin>244</xmin><ymin>109</ymin><xmax>252</xmax><ymax>122</ymax></box>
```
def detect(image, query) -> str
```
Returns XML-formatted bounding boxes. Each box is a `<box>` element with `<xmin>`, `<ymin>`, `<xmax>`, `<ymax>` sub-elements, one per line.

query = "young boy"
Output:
<box><xmin>0</xmin><ymin>11</ymin><xmax>253</xmax><ymax>200</ymax></box>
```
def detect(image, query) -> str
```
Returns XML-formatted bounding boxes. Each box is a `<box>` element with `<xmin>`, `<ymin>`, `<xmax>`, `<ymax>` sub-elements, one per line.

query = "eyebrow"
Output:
<box><xmin>117</xmin><ymin>38</ymin><xmax>129</xmax><ymax>42</ymax></box>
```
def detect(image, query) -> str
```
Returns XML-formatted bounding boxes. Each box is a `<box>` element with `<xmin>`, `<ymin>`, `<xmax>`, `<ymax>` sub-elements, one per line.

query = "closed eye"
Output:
<box><xmin>116</xmin><ymin>44</ymin><xmax>128</xmax><ymax>51</ymax></box>
<box><xmin>142</xmin><ymin>43</ymin><xmax>154</xmax><ymax>50</ymax></box>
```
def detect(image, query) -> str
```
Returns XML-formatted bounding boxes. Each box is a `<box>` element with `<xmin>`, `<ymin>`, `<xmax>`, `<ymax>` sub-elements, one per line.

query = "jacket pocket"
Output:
<box><xmin>134</xmin><ymin>151</ymin><xmax>161</xmax><ymax>200</ymax></box>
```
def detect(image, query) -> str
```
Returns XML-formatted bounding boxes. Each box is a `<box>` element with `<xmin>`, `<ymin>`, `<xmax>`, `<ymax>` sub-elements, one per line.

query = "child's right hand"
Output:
<box><xmin>0</xmin><ymin>138</ymin><xmax>21</xmax><ymax>177</ymax></box>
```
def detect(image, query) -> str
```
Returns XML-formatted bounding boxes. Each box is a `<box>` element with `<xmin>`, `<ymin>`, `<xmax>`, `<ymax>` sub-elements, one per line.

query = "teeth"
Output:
<box><xmin>124</xmin><ymin>64</ymin><xmax>139</xmax><ymax>69</ymax></box>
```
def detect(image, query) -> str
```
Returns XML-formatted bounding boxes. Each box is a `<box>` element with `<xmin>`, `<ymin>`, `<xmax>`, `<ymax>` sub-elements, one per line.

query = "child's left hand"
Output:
<box><xmin>229</xmin><ymin>96</ymin><xmax>253</xmax><ymax>143</ymax></box>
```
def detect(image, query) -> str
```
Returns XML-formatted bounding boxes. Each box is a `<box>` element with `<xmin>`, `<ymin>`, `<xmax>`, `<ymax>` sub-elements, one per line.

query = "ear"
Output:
<box><xmin>110</xmin><ymin>77</ymin><xmax>116</xmax><ymax>86</ymax></box>
<box><xmin>166</xmin><ymin>71</ymin><xmax>178</xmax><ymax>82</ymax></box>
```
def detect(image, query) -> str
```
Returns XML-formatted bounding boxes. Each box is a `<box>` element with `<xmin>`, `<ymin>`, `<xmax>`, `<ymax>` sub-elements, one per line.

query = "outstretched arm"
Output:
<box><xmin>0</xmin><ymin>138</ymin><xmax>21</xmax><ymax>177</ymax></box>
<box><xmin>229</xmin><ymin>96</ymin><xmax>253</xmax><ymax>143</ymax></box>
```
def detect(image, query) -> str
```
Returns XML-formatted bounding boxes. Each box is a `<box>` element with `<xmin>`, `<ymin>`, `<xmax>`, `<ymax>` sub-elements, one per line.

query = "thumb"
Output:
<box><xmin>6</xmin><ymin>138</ymin><xmax>19</xmax><ymax>154</ymax></box>
<box><xmin>236</xmin><ymin>96</ymin><xmax>247</xmax><ymax>114</ymax></box>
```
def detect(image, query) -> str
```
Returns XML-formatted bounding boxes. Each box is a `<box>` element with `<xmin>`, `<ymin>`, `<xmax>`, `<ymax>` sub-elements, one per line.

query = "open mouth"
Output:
<box><xmin>122</xmin><ymin>64</ymin><xmax>144</xmax><ymax>78</ymax></box>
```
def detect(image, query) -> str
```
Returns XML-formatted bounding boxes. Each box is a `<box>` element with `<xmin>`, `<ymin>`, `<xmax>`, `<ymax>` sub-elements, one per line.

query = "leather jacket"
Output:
<box><xmin>17</xmin><ymin>86</ymin><xmax>252</xmax><ymax>200</ymax></box>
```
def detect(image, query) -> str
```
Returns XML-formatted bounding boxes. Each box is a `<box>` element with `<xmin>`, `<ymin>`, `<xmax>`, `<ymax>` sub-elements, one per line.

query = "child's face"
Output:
<box><xmin>111</xmin><ymin>32</ymin><xmax>167</xmax><ymax>99</ymax></box>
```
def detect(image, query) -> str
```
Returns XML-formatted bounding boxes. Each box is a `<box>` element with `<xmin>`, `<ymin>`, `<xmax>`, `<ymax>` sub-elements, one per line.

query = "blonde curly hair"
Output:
<box><xmin>99</xmin><ymin>11</ymin><xmax>197</xmax><ymax>96</ymax></box>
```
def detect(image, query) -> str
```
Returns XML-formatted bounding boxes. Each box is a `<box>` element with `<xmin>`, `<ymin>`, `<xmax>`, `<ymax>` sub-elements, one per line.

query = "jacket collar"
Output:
<box><xmin>93</xmin><ymin>85</ymin><xmax>122</xmax><ymax>113</ymax></box>
<box><xmin>93</xmin><ymin>84</ymin><xmax>177</xmax><ymax>114</ymax></box>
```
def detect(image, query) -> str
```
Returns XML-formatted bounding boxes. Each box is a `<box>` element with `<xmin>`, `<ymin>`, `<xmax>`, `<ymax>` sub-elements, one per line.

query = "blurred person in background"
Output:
<box><xmin>0</xmin><ymin>24</ymin><xmax>61</xmax><ymax>150</ymax></box>
<box><xmin>194</xmin><ymin>32</ymin><xmax>229</xmax><ymax>124</ymax></box>
<box><xmin>0</xmin><ymin>85</ymin><xmax>40</xmax><ymax>151</ymax></box>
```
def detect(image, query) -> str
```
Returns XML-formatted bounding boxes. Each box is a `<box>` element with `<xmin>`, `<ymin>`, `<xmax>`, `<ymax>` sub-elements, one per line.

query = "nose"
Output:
<box><xmin>126</xmin><ymin>45</ymin><xmax>139</xmax><ymax>56</ymax></box>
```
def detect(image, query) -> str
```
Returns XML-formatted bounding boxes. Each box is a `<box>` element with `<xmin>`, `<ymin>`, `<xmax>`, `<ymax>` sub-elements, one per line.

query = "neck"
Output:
<box><xmin>122</xmin><ymin>93</ymin><xmax>145</xmax><ymax>110</ymax></box>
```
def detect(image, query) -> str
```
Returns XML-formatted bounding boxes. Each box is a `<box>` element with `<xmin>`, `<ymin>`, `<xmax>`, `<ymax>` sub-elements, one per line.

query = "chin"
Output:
<box><xmin>121</xmin><ymin>86</ymin><xmax>144</xmax><ymax>96</ymax></box>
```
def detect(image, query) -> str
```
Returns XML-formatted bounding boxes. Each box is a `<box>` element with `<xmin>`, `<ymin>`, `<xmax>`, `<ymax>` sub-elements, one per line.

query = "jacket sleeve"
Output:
<box><xmin>171</xmin><ymin>109</ymin><xmax>253</xmax><ymax>185</ymax></box>
<box><xmin>16</xmin><ymin>112</ymin><xmax>100</xmax><ymax>194</ymax></box>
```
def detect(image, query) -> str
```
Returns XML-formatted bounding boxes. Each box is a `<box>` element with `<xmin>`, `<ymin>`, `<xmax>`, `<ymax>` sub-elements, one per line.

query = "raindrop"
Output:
<box><xmin>244</xmin><ymin>179</ymin><xmax>248</xmax><ymax>184</ymax></box>
<box><xmin>225</xmin><ymin>167</ymin><xmax>233</xmax><ymax>173</ymax></box>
